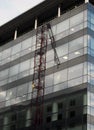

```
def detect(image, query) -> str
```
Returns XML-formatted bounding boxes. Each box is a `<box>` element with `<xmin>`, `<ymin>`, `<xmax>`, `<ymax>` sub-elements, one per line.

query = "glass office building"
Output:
<box><xmin>0</xmin><ymin>0</ymin><xmax>94</xmax><ymax>130</ymax></box>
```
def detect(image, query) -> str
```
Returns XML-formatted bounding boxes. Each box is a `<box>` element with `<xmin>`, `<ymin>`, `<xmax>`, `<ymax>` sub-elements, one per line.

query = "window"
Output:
<box><xmin>57</xmin><ymin>126</ymin><xmax>63</xmax><ymax>130</ymax></box>
<box><xmin>17</xmin><ymin>83</ymin><xmax>28</xmax><ymax>97</ymax></box>
<box><xmin>32</xmin><ymin>36</ymin><xmax>36</xmax><ymax>46</ymax></box>
<box><xmin>90</xmin><ymin>36</ymin><xmax>94</xmax><ymax>50</ymax></box>
<box><xmin>54</xmin><ymin>82</ymin><xmax>67</xmax><ymax>92</ymax></box>
<box><xmin>21</xmin><ymin>38</ymin><xmax>31</xmax><ymax>50</ymax></box>
<box><xmin>88</xmin><ymin>63</ymin><xmax>94</xmax><ymax>77</ymax></box>
<box><xmin>2</xmin><ymin>48</ymin><xmax>11</xmax><ymax>59</ymax></box>
<box><xmin>11</xmin><ymin>114</ymin><xmax>17</xmax><ymax>121</ymax></box>
<box><xmin>69</xmin><ymin>49</ymin><xmax>83</xmax><ymax>60</ymax></box>
<box><xmin>70</xmin><ymin>12</ymin><xmax>83</xmax><ymax>27</ymax></box>
<box><xmin>68</xmin><ymin>64</ymin><xmax>83</xmax><ymax>80</ymax></box>
<box><xmin>70</xmin><ymin>99</ymin><xmax>75</xmax><ymax>106</ymax></box>
<box><xmin>6</xmin><ymin>88</ymin><xmax>17</xmax><ymax>100</ymax></box>
<box><xmin>0</xmin><ymin>115</ymin><xmax>4</xmax><ymax>125</ymax></box>
<box><xmin>56</xmin><ymin>19</ymin><xmax>69</xmax><ymax>34</ymax></box>
<box><xmin>47</xmin><ymin>105</ymin><xmax>52</xmax><ymax>113</ymax></box>
<box><xmin>45</xmin><ymin>74</ymin><xmax>54</xmax><ymax>87</ymax></box>
<box><xmin>69</xmin><ymin>122</ymin><xmax>75</xmax><ymax>128</ymax></box>
<box><xmin>19</xmin><ymin>60</ymin><xmax>30</xmax><ymax>72</ymax></box>
<box><xmin>46</xmin><ymin>116</ymin><xmax>51</xmax><ymax>123</ymax></box>
<box><xmin>30</xmin><ymin>58</ymin><xmax>34</xmax><ymax>69</ymax></box>
<box><xmin>0</xmin><ymin>91</ymin><xmax>6</xmax><ymax>102</ymax></box>
<box><xmin>46</xmin><ymin>50</ymin><xmax>54</xmax><ymax>62</ymax></box>
<box><xmin>10</xmin><ymin>125</ymin><xmax>16</xmax><ymax>130</ymax></box>
<box><xmin>58</xmin><ymin>102</ymin><xmax>63</xmax><ymax>110</ymax></box>
<box><xmin>58</xmin><ymin>114</ymin><xmax>62</xmax><ymax>120</ymax></box>
<box><xmin>9</xmin><ymin>64</ymin><xmax>19</xmax><ymax>76</ymax></box>
<box><xmin>0</xmin><ymin>69</ymin><xmax>9</xmax><ymax>80</ymax></box>
<box><xmin>70</xmin><ymin>111</ymin><xmax>75</xmax><ymax>118</ymax></box>
<box><xmin>11</xmin><ymin>43</ymin><xmax>21</xmax><ymax>55</ymax></box>
<box><xmin>54</xmin><ymin>69</ymin><xmax>67</xmax><ymax>85</ymax></box>
<box><xmin>56</xmin><ymin>44</ymin><xmax>68</xmax><ymax>58</ymax></box>
<box><xmin>83</xmin><ymin>94</ymin><xmax>87</xmax><ymax>106</ymax></box>
<box><xmin>52</xmin><ymin>25</ymin><xmax>57</xmax><ymax>35</ymax></box>
<box><xmin>68</xmin><ymin>77</ymin><xmax>82</xmax><ymax>87</ymax></box>
<box><xmin>69</xmin><ymin>37</ymin><xmax>84</xmax><ymax>53</ymax></box>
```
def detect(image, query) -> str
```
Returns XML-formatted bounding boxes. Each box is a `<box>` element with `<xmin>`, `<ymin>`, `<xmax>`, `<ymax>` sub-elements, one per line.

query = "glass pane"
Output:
<box><xmin>11</xmin><ymin>43</ymin><xmax>21</xmax><ymax>55</ymax></box>
<box><xmin>30</xmin><ymin>58</ymin><xmax>34</xmax><ymax>69</ymax></box>
<box><xmin>69</xmin><ymin>49</ymin><xmax>83</xmax><ymax>60</ymax></box>
<box><xmin>46</xmin><ymin>50</ymin><xmax>54</xmax><ymax>62</ymax></box>
<box><xmin>54</xmin><ymin>69</ymin><xmax>67</xmax><ymax>84</ymax></box>
<box><xmin>0</xmin><ymin>91</ymin><xmax>6</xmax><ymax>102</ymax></box>
<box><xmin>32</xmin><ymin>36</ymin><xmax>36</xmax><ymax>46</ymax></box>
<box><xmin>2</xmin><ymin>48</ymin><xmax>11</xmax><ymax>60</ymax></box>
<box><xmin>68</xmin><ymin>77</ymin><xmax>82</xmax><ymax>87</ymax></box>
<box><xmin>17</xmin><ymin>83</ymin><xmax>28</xmax><ymax>97</ymax></box>
<box><xmin>21</xmin><ymin>38</ymin><xmax>32</xmax><ymax>50</ymax></box>
<box><xmin>19</xmin><ymin>60</ymin><xmax>30</xmax><ymax>72</ymax></box>
<box><xmin>69</xmin><ymin>37</ymin><xmax>84</xmax><ymax>53</ymax></box>
<box><xmin>6</xmin><ymin>88</ymin><xmax>17</xmax><ymax>100</ymax></box>
<box><xmin>45</xmin><ymin>74</ymin><xmax>54</xmax><ymax>87</ymax></box>
<box><xmin>56</xmin><ymin>19</ymin><xmax>69</xmax><ymax>34</ymax></box>
<box><xmin>70</xmin><ymin>12</ymin><xmax>83</xmax><ymax>27</ymax></box>
<box><xmin>9</xmin><ymin>64</ymin><xmax>19</xmax><ymax>76</ymax></box>
<box><xmin>0</xmin><ymin>69</ymin><xmax>9</xmax><ymax>80</ymax></box>
<box><xmin>68</xmin><ymin>64</ymin><xmax>83</xmax><ymax>80</ymax></box>
<box><xmin>54</xmin><ymin>82</ymin><xmax>67</xmax><ymax>92</ymax></box>
<box><xmin>56</xmin><ymin>44</ymin><xmax>68</xmax><ymax>57</ymax></box>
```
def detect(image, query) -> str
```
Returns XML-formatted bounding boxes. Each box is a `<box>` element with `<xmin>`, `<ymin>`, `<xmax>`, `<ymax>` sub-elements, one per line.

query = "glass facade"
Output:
<box><xmin>87</xmin><ymin>3</ymin><xmax>94</xmax><ymax>130</ymax></box>
<box><xmin>0</xmin><ymin>2</ymin><xmax>94</xmax><ymax>130</ymax></box>
<box><xmin>0</xmin><ymin>91</ymin><xmax>86</xmax><ymax>130</ymax></box>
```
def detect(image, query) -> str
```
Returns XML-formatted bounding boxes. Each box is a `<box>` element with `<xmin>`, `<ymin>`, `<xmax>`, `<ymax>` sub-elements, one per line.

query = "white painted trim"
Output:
<box><xmin>34</xmin><ymin>19</ymin><xmax>37</xmax><ymax>29</ymax></box>
<box><xmin>58</xmin><ymin>6</ymin><xmax>61</xmax><ymax>17</ymax></box>
<box><xmin>14</xmin><ymin>30</ymin><xmax>17</xmax><ymax>40</ymax></box>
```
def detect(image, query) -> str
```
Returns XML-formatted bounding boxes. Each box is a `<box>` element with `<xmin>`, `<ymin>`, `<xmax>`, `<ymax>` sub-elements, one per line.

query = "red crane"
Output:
<box><xmin>32</xmin><ymin>23</ymin><xmax>60</xmax><ymax>130</ymax></box>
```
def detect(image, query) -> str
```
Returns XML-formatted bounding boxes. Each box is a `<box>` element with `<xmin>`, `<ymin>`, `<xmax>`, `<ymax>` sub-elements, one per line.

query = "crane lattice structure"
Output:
<box><xmin>32</xmin><ymin>23</ymin><xmax>60</xmax><ymax>130</ymax></box>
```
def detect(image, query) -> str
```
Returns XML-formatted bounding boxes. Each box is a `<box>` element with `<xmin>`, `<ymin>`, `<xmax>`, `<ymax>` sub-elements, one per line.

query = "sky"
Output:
<box><xmin>0</xmin><ymin>0</ymin><xmax>44</xmax><ymax>26</ymax></box>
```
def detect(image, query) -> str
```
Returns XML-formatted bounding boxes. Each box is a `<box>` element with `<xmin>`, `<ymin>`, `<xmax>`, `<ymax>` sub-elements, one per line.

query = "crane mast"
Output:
<box><xmin>32</xmin><ymin>23</ymin><xmax>60</xmax><ymax>130</ymax></box>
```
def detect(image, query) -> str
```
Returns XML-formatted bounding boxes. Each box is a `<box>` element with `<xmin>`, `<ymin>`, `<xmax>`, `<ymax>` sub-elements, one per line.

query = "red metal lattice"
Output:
<box><xmin>32</xmin><ymin>23</ymin><xmax>60</xmax><ymax>130</ymax></box>
<box><xmin>32</xmin><ymin>25</ymin><xmax>48</xmax><ymax>128</ymax></box>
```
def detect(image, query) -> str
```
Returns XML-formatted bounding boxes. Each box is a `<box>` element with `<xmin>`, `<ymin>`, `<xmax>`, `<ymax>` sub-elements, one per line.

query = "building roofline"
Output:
<box><xmin>0</xmin><ymin>0</ymin><xmax>85</xmax><ymax>45</ymax></box>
